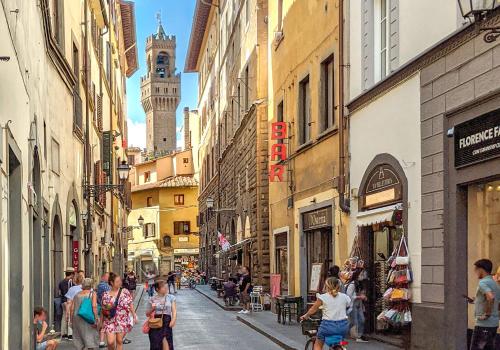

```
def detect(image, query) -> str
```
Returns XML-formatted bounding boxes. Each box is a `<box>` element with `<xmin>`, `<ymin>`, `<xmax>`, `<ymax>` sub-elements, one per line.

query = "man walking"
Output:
<box><xmin>238</xmin><ymin>266</ymin><xmax>252</xmax><ymax>314</ymax></box>
<box><xmin>58</xmin><ymin>268</ymin><xmax>74</xmax><ymax>340</ymax></box>
<box><xmin>469</xmin><ymin>259</ymin><xmax>500</xmax><ymax>350</ymax></box>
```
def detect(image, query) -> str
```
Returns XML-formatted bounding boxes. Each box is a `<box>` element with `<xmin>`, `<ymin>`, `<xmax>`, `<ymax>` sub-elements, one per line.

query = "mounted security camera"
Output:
<box><xmin>447</xmin><ymin>127</ymin><xmax>454</xmax><ymax>138</ymax></box>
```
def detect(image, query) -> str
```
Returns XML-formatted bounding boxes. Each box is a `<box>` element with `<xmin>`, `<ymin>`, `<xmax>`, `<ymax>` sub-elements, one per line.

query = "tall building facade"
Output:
<box><xmin>0</xmin><ymin>0</ymin><xmax>136</xmax><ymax>348</ymax></box>
<box><xmin>141</xmin><ymin>20</ymin><xmax>181</xmax><ymax>156</ymax></box>
<box><xmin>186</xmin><ymin>0</ymin><xmax>270</xmax><ymax>287</ymax></box>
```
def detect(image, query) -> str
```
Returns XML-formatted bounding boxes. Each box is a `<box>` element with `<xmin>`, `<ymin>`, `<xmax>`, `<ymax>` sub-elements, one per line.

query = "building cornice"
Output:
<box><xmin>40</xmin><ymin>0</ymin><xmax>76</xmax><ymax>92</ymax></box>
<box><xmin>184</xmin><ymin>0</ymin><xmax>214</xmax><ymax>73</ymax></box>
<box><xmin>347</xmin><ymin>11</ymin><xmax>500</xmax><ymax>114</ymax></box>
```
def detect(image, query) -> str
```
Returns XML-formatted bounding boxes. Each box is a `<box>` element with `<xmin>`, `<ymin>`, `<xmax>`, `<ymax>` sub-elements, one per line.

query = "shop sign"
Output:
<box><xmin>173</xmin><ymin>248</ymin><xmax>199</xmax><ymax>254</ymax></box>
<box><xmin>72</xmin><ymin>241</ymin><xmax>79</xmax><ymax>271</ymax></box>
<box><xmin>454</xmin><ymin>110</ymin><xmax>500</xmax><ymax>168</ymax></box>
<box><xmin>269</xmin><ymin>122</ymin><xmax>287</xmax><ymax>182</ymax></box>
<box><xmin>361</xmin><ymin>165</ymin><xmax>402</xmax><ymax>209</ymax></box>
<box><xmin>303</xmin><ymin>208</ymin><xmax>332</xmax><ymax>231</ymax></box>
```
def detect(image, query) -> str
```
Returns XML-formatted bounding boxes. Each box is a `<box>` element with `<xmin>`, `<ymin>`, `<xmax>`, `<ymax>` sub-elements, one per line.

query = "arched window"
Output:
<box><xmin>156</xmin><ymin>51</ymin><xmax>170</xmax><ymax>78</ymax></box>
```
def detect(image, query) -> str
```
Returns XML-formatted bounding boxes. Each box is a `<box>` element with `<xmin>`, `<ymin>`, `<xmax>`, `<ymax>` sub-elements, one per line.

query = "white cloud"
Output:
<box><xmin>127</xmin><ymin>119</ymin><xmax>146</xmax><ymax>149</ymax></box>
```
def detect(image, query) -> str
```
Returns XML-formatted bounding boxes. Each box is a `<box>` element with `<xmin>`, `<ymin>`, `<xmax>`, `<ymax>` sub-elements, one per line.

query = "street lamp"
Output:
<box><xmin>206</xmin><ymin>197</ymin><xmax>215</xmax><ymax>209</ymax></box>
<box><xmin>117</xmin><ymin>160</ymin><xmax>131</xmax><ymax>181</ymax></box>
<box><xmin>138</xmin><ymin>215</ymin><xmax>145</xmax><ymax>226</ymax></box>
<box><xmin>458</xmin><ymin>0</ymin><xmax>500</xmax><ymax>42</ymax></box>
<box><xmin>83</xmin><ymin>160</ymin><xmax>131</xmax><ymax>198</ymax></box>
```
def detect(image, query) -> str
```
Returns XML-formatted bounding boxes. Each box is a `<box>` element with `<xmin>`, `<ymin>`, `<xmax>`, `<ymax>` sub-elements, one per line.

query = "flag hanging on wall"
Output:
<box><xmin>218</xmin><ymin>231</ymin><xmax>231</xmax><ymax>251</ymax></box>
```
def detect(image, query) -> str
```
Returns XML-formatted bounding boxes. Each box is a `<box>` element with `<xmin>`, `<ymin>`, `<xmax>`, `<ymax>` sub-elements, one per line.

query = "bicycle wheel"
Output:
<box><xmin>304</xmin><ymin>338</ymin><xmax>315</xmax><ymax>350</ymax></box>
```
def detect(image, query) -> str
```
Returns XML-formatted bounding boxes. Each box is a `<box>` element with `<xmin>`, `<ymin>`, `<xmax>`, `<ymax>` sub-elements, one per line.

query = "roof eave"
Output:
<box><xmin>184</xmin><ymin>0</ymin><xmax>214</xmax><ymax>73</ymax></box>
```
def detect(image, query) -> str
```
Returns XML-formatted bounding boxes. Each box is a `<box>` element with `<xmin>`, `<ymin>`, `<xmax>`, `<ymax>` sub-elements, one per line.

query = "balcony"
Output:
<box><xmin>73</xmin><ymin>90</ymin><xmax>83</xmax><ymax>139</ymax></box>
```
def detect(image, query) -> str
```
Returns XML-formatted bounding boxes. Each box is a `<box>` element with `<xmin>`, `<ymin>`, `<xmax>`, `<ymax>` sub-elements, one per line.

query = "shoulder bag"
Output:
<box><xmin>77</xmin><ymin>292</ymin><xmax>96</xmax><ymax>324</ymax></box>
<box><xmin>102</xmin><ymin>288</ymin><xmax>122</xmax><ymax>319</ymax></box>
<box><xmin>148</xmin><ymin>295</ymin><xmax>167</xmax><ymax>329</ymax></box>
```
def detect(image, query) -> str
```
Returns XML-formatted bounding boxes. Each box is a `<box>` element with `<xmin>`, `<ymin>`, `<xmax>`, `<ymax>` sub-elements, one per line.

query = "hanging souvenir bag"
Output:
<box><xmin>390</xmin><ymin>288</ymin><xmax>406</xmax><ymax>301</ymax></box>
<box><xmin>383</xmin><ymin>288</ymin><xmax>393</xmax><ymax>299</ymax></box>
<box><xmin>404</xmin><ymin>309</ymin><xmax>412</xmax><ymax>324</ymax></box>
<box><xmin>395</xmin><ymin>269</ymin><xmax>409</xmax><ymax>284</ymax></box>
<box><xmin>395</xmin><ymin>236</ymin><xmax>410</xmax><ymax>265</ymax></box>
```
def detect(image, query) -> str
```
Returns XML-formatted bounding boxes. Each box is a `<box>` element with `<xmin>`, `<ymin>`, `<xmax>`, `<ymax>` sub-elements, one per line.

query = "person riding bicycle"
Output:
<box><xmin>300</xmin><ymin>277</ymin><xmax>351</xmax><ymax>350</ymax></box>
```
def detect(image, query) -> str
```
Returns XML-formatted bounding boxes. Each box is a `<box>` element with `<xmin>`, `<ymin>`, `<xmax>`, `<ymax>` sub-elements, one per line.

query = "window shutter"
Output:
<box><xmin>97</xmin><ymin>94</ymin><xmax>103</xmax><ymax>132</ymax></box>
<box><xmin>361</xmin><ymin>0</ymin><xmax>375</xmax><ymax>90</ymax></box>
<box><xmin>389</xmin><ymin>0</ymin><xmax>399</xmax><ymax>73</ymax></box>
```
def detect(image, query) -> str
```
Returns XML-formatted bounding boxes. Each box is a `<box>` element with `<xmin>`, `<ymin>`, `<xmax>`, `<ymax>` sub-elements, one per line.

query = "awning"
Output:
<box><xmin>356</xmin><ymin>203</ymin><xmax>402</xmax><ymax>227</ymax></box>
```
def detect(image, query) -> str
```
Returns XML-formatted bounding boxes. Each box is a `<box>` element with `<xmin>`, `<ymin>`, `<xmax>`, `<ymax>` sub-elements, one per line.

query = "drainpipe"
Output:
<box><xmin>338</xmin><ymin>0</ymin><xmax>349</xmax><ymax>214</ymax></box>
<box><xmin>84</xmin><ymin>0</ymin><xmax>93</xmax><ymax>274</ymax></box>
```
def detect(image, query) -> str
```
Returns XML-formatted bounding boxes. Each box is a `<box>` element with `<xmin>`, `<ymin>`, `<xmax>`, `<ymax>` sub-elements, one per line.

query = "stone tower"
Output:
<box><xmin>141</xmin><ymin>16</ymin><xmax>181</xmax><ymax>155</ymax></box>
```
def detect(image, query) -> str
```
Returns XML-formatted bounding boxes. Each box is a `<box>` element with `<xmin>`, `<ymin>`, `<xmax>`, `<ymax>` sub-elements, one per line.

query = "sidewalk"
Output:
<box><xmin>195</xmin><ymin>284</ymin><xmax>242</xmax><ymax>311</ymax></box>
<box><xmin>237</xmin><ymin>310</ymin><xmax>402</xmax><ymax>350</ymax></box>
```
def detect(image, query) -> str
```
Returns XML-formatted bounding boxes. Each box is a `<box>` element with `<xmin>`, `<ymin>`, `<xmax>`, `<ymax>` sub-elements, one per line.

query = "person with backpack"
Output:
<box><xmin>70</xmin><ymin>278</ymin><xmax>99</xmax><ymax>349</ymax></box>
<box><xmin>101</xmin><ymin>272</ymin><xmax>137</xmax><ymax>350</ymax></box>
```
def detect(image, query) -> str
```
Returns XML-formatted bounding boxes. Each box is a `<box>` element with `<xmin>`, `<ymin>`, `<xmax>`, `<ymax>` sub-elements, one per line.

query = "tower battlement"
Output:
<box><xmin>140</xmin><ymin>19</ymin><xmax>180</xmax><ymax>155</ymax></box>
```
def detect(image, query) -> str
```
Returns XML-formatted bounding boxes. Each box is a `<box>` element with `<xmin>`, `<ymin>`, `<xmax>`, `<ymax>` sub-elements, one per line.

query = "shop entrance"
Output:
<box><xmin>466</xmin><ymin>180</ymin><xmax>500</xmax><ymax>341</ymax></box>
<box><xmin>360</xmin><ymin>224</ymin><xmax>408</xmax><ymax>346</ymax></box>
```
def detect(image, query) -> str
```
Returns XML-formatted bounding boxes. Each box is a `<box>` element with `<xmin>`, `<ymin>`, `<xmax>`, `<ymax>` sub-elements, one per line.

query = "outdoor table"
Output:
<box><xmin>276</xmin><ymin>296</ymin><xmax>303</xmax><ymax>324</ymax></box>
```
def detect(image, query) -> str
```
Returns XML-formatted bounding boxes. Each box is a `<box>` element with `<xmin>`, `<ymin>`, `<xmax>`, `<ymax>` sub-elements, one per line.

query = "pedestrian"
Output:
<box><xmin>143</xmin><ymin>269</ymin><xmax>157</xmax><ymax>298</ymax></box>
<box><xmin>59</xmin><ymin>269</ymin><xmax>75</xmax><ymax>339</ymax></box>
<box><xmin>223</xmin><ymin>278</ymin><xmax>237</xmax><ymax>306</ymax></box>
<box><xmin>70</xmin><ymin>278</ymin><xmax>100</xmax><ymax>350</ymax></box>
<box><xmin>237</xmin><ymin>266</ymin><xmax>252</xmax><ymax>314</ymax></box>
<box><xmin>175</xmin><ymin>271</ymin><xmax>181</xmax><ymax>291</ymax></box>
<box><xmin>97</xmin><ymin>272</ymin><xmax>110</xmax><ymax>348</ymax></box>
<box><xmin>328</xmin><ymin>265</ymin><xmax>345</xmax><ymax>293</ymax></box>
<box><xmin>34</xmin><ymin>306</ymin><xmax>59</xmax><ymax>350</ymax></box>
<box><xmin>494</xmin><ymin>266</ymin><xmax>500</xmax><ymax>284</ymax></box>
<box><xmin>300</xmin><ymin>277</ymin><xmax>351</xmax><ymax>350</ymax></box>
<box><xmin>125</xmin><ymin>271</ymin><xmax>138</xmax><ymax>298</ymax></box>
<box><xmin>101</xmin><ymin>272</ymin><xmax>138</xmax><ymax>350</ymax></box>
<box><xmin>345</xmin><ymin>269</ymin><xmax>368</xmax><ymax>343</ymax></box>
<box><xmin>146</xmin><ymin>280</ymin><xmax>177</xmax><ymax>350</ymax></box>
<box><xmin>468</xmin><ymin>259</ymin><xmax>499</xmax><ymax>350</ymax></box>
<box><xmin>167</xmin><ymin>271</ymin><xmax>176</xmax><ymax>294</ymax></box>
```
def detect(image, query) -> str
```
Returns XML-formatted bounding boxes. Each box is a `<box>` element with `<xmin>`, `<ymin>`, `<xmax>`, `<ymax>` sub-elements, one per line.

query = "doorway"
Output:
<box><xmin>360</xmin><ymin>224</ymin><xmax>408</xmax><ymax>346</ymax></box>
<box><xmin>8</xmin><ymin>146</ymin><xmax>23</xmax><ymax>350</ymax></box>
<box><xmin>305</xmin><ymin>229</ymin><xmax>333</xmax><ymax>302</ymax></box>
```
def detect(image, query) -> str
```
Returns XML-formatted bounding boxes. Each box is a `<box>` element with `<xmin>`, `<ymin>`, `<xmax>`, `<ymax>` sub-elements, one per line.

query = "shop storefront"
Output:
<box><xmin>355</xmin><ymin>160</ymin><xmax>410</xmax><ymax>348</ymax></box>
<box><xmin>446</xmin><ymin>104</ymin><xmax>500</xmax><ymax>347</ymax></box>
<box><xmin>174</xmin><ymin>248</ymin><xmax>199</xmax><ymax>271</ymax></box>
<box><xmin>299</xmin><ymin>202</ymin><xmax>334</xmax><ymax>304</ymax></box>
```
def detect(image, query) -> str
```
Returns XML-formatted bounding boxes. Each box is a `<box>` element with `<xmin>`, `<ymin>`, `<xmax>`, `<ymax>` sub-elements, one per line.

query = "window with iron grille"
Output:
<box><xmin>174</xmin><ymin>221</ymin><xmax>190</xmax><ymax>235</ymax></box>
<box><xmin>163</xmin><ymin>235</ymin><xmax>172</xmax><ymax>247</ymax></box>
<box><xmin>143</xmin><ymin>223</ymin><xmax>155</xmax><ymax>238</ymax></box>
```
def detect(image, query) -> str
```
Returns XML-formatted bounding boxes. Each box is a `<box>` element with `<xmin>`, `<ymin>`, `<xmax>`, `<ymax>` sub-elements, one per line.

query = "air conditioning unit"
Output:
<box><xmin>274</xmin><ymin>31</ymin><xmax>284</xmax><ymax>44</ymax></box>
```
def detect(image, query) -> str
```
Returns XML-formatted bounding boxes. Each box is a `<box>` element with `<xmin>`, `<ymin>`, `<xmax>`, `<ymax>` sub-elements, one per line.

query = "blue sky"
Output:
<box><xmin>127</xmin><ymin>0</ymin><xmax>198</xmax><ymax>149</ymax></box>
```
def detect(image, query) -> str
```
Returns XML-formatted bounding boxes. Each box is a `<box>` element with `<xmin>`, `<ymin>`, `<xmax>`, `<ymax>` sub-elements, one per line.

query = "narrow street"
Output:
<box><xmin>60</xmin><ymin>288</ymin><xmax>282</xmax><ymax>350</ymax></box>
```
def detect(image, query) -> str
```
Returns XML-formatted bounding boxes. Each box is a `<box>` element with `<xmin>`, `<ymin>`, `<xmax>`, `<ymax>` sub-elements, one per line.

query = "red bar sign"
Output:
<box><xmin>269</xmin><ymin>122</ymin><xmax>287</xmax><ymax>182</ymax></box>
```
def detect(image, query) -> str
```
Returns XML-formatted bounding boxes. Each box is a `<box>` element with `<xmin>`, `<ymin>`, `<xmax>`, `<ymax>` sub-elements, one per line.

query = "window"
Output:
<box><xmin>244</xmin><ymin>66</ymin><xmax>249</xmax><ymax>111</ymax></box>
<box><xmin>278</xmin><ymin>0</ymin><xmax>284</xmax><ymax>30</ymax></box>
<box><xmin>163</xmin><ymin>235</ymin><xmax>172</xmax><ymax>247</ymax></box>
<box><xmin>51</xmin><ymin>138</ymin><xmax>60</xmax><ymax>174</ymax></box>
<box><xmin>146</xmin><ymin>197</ymin><xmax>153</xmax><ymax>207</ymax></box>
<box><xmin>183</xmin><ymin>158</ymin><xmax>189</xmax><ymax>164</ymax></box>
<box><xmin>144</xmin><ymin>171</ymin><xmax>151</xmax><ymax>183</ymax></box>
<box><xmin>43</xmin><ymin>121</ymin><xmax>47</xmax><ymax>160</ymax></box>
<box><xmin>127</xmin><ymin>155</ymin><xmax>135</xmax><ymax>166</ymax></box>
<box><xmin>52</xmin><ymin>0</ymin><xmax>64</xmax><ymax>48</ymax></box>
<box><xmin>275</xmin><ymin>232</ymin><xmax>288</xmax><ymax>293</ymax></box>
<box><xmin>277</xmin><ymin>100</ymin><xmax>284</xmax><ymax>145</ymax></box>
<box><xmin>174</xmin><ymin>221</ymin><xmax>190</xmax><ymax>235</ymax></box>
<box><xmin>174</xmin><ymin>194</ymin><xmax>184</xmax><ymax>206</ymax></box>
<box><xmin>298</xmin><ymin>75</ymin><xmax>311</xmax><ymax>144</ymax></box>
<box><xmin>376</xmin><ymin>0</ymin><xmax>390</xmax><ymax>80</ymax></box>
<box><xmin>143</xmin><ymin>223</ymin><xmax>155</xmax><ymax>238</ymax></box>
<box><xmin>320</xmin><ymin>55</ymin><xmax>334</xmax><ymax>131</ymax></box>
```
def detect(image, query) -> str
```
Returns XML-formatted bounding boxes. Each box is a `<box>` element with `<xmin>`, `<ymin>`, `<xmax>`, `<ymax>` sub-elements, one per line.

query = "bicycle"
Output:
<box><xmin>301</xmin><ymin>318</ymin><xmax>349</xmax><ymax>350</ymax></box>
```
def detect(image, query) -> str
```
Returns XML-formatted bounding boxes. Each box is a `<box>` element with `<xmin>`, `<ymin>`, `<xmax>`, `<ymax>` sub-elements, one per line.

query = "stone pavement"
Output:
<box><xmin>60</xmin><ymin>286</ymin><xmax>281</xmax><ymax>350</ymax></box>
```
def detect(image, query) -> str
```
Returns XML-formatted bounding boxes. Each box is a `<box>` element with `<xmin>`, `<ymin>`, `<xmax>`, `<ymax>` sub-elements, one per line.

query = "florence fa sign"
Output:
<box><xmin>269</xmin><ymin>122</ymin><xmax>287</xmax><ymax>182</ymax></box>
